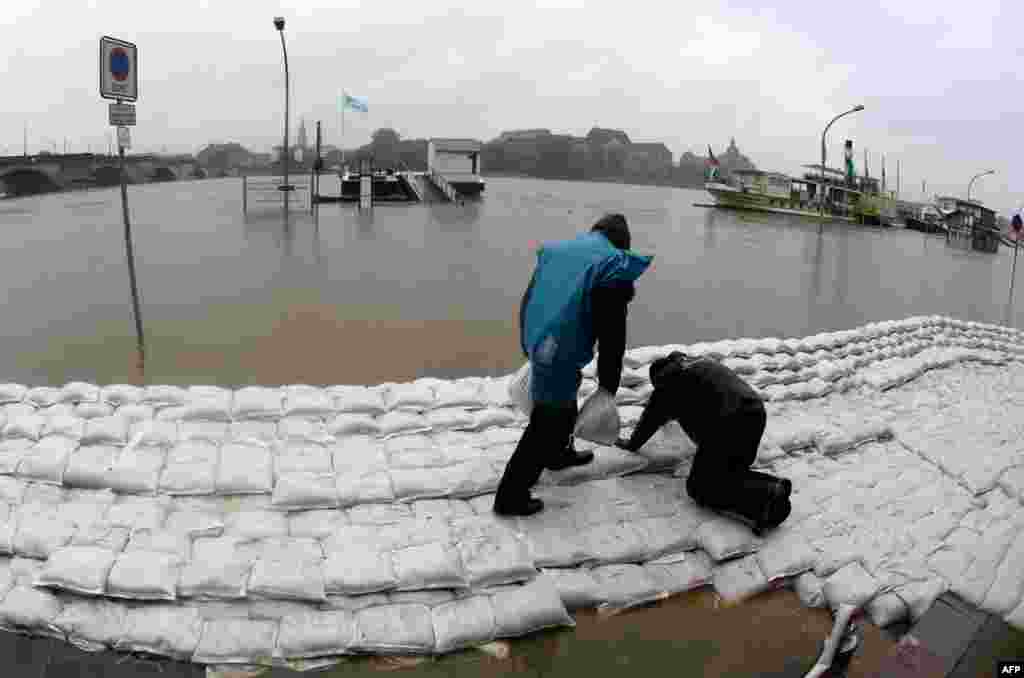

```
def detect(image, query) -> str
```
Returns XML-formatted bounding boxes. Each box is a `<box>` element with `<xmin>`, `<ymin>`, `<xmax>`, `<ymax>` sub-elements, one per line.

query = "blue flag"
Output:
<box><xmin>339</xmin><ymin>93</ymin><xmax>368</xmax><ymax>113</ymax></box>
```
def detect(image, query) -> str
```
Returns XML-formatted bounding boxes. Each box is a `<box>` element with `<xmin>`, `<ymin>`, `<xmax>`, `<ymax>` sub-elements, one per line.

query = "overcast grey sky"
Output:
<box><xmin>3</xmin><ymin>0</ymin><xmax>1020</xmax><ymax>211</ymax></box>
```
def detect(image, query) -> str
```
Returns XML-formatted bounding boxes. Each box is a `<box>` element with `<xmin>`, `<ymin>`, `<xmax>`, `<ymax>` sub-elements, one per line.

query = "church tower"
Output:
<box><xmin>297</xmin><ymin>119</ymin><xmax>308</xmax><ymax>152</ymax></box>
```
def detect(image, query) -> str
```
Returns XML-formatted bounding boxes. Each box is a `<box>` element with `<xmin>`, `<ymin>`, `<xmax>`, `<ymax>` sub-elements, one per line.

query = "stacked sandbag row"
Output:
<box><xmin>580</xmin><ymin>315</ymin><xmax>1022</xmax><ymax>408</ymax></box>
<box><xmin>0</xmin><ymin>561</ymin><xmax>575</xmax><ymax>664</ymax></box>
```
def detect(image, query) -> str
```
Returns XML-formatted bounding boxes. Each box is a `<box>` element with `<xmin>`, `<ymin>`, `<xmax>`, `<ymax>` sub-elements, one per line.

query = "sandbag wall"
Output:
<box><xmin>0</xmin><ymin>314</ymin><xmax>1021</xmax><ymax>668</ymax></box>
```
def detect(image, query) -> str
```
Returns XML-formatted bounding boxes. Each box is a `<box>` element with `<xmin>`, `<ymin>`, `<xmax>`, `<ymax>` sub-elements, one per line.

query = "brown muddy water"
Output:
<box><xmin>0</xmin><ymin>175</ymin><xmax>1020</xmax><ymax>387</ymax></box>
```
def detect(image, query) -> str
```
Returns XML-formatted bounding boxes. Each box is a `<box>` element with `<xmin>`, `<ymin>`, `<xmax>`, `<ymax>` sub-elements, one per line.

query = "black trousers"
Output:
<box><xmin>495</xmin><ymin>400</ymin><xmax>578</xmax><ymax>503</ymax></box>
<box><xmin>685</xmin><ymin>402</ymin><xmax>779</xmax><ymax>522</ymax></box>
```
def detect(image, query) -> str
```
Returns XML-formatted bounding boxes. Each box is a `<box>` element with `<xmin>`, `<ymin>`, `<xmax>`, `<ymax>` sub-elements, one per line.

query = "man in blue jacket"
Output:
<box><xmin>494</xmin><ymin>214</ymin><xmax>653</xmax><ymax>516</ymax></box>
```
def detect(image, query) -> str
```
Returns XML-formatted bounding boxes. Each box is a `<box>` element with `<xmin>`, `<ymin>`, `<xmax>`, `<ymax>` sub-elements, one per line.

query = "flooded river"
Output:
<box><xmin>1</xmin><ymin>175</ymin><xmax>1019</xmax><ymax>388</ymax></box>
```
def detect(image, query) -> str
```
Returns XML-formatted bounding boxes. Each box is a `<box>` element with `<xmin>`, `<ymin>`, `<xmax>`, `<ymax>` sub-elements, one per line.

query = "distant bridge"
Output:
<box><xmin>0</xmin><ymin>153</ymin><xmax>197</xmax><ymax>197</ymax></box>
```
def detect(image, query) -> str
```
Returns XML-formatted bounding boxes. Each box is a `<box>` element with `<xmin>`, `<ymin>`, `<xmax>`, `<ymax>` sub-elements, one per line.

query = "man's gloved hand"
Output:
<box><xmin>614</xmin><ymin>437</ymin><xmax>634</xmax><ymax>452</ymax></box>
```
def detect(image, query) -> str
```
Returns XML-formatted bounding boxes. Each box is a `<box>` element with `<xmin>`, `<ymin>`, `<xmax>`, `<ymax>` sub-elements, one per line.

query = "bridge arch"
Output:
<box><xmin>0</xmin><ymin>167</ymin><xmax>63</xmax><ymax>197</ymax></box>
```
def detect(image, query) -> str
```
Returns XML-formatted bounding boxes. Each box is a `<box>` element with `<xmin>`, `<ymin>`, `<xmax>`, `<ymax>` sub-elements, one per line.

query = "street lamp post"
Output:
<box><xmin>820</xmin><ymin>105</ymin><xmax>865</xmax><ymax>216</ymax></box>
<box><xmin>967</xmin><ymin>169</ymin><xmax>994</xmax><ymax>203</ymax></box>
<box><xmin>274</xmin><ymin>16</ymin><xmax>291</xmax><ymax>202</ymax></box>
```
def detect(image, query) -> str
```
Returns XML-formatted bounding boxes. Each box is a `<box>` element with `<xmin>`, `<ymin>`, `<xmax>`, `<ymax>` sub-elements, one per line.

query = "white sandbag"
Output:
<box><xmin>634</xmin><ymin>514</ymin><xmax>702</xmax><ymax>558</ymax></box>
<box><xmin>229</xmin><ymin>420</ymin><xmax>279</xmax><ymax>445</ymax></box>
<box><xmin>644</xmin><ymin>550</ymin><xmax>714</xmax><ymax>595</ymax></box>
<box><xmin>981</xmin><ymin>528</ymin><xmax>1024</xmax><ymax>615</ymax></box>
<box><xmin>823</xmin><ymin>561</ymin><xmax>880</xmax><ymax>609</ymax></box>
<box><xmin>431</xmin><ymin>595</ymin><xmax>496</xmax><ymax>653</ymax></box>
<box><xmin>0</xmin><ymin>585</ymin><xmax>63</xmax><ymax>635</ymax></box>
<box><xmin>228</xmin><ymin>386</ymin><xmax>282</xmax><ymax>421</ymax></box>
<box><xmin>17</xmin><ymin>436</ymin><xmax>76</xmax><ymax>485</ymax></box>
<box><xmin>116</xmin><ymin>605</ymin><xmax>203</xmax><ymax>660</ymax></box>
<box><xmin>216</xmin><ymin>441</ymin><xmax>273</xmax><ymax>495</ymax></box>
<box><xmin>330</xmin><ymin>435</ymin><xmax>388</xmax><ymax>472</ymax></box>
<box><xmin>542</xmin><ymin>445</ymin><xmax>648</xmax><ymax>486</ymax></box>
<box><xmin>426</xmin><ymin>407</ymin><xmax>476</xmax><ymax>432</ymax></box>
<box><xmin>323</xmin><ymin>543</ymin><xmax>397</xmax><ymax>595</ymax></box>
<box><xmin>105</xmin><ymin>496</ymin><xmax>168</xmax><ymax>531</ymax></box>
<box><xmin>623</xmin><ymin>346</ymin><xmax>667</xmax><ymax>368</ymax></box>
<box><xmin>81</xmin><ymin>416</ymin><xmax>129</xmax><ymax>446</ymax></box>
<box><xmin>481</xmin><ymin>376</ymin><xmax>515</xmax><ymax>410</ymax></box>
<box><xmin>193</xmin><ymin>617</ymin><xmax>280</xmax><ymax>664</ymax></box>
<box><xmin>141</xmin><ymin>385</ymin><xmax>188</xmax><ymax>409</ymax></box>
<box><xmin>276</xmin><ymin>610</ymin><xmax>356</xmax><ymax>659</ymax></box>
<box><xmin>97</xmin><ymin>384</ymin><xmax>141</xmax><ymax>407</ymax></box>
<box><xmin>115</xmin><ymin>403</ymin><xmax>155</xmax><ymax>423</ymax></box>
<box><xmin>177</xmin><ymin>537</ymin><xmax>253</xmax><ymax>599</ymax></box>
<box><xmin>489</xmin><ymin>577</ymin><xmax>574</xmax><ymax>639</ymax></box>
<box><xmin>465</xmin><ymin>408</ymin><xmax>517</xmax><ymax>432</ymax></box>
<box><xmin>3</xmin><ymin>414</ymin><xmax>46</xmax><ymax>441</ymax></box>
<box><xmin>480</xmin><ymin>427</ymin><xmax>524</xmax><ymax>448</ymax></box>
<box><xmin>225</xmin><ymin>510</ymin><xmax>289</xmax><ymax>539</ymax></box>
<box><xmin>392</xmin><ymin>542</ymin><xmax>467</xmax><ymax>590</ymax></box>
<box><xmin>11</xmin><ymin>506</ymin><xmax>77</xmax><ymax>558</ymax></box>
<box><xmin>70</xmin><ymin>524</ymin><xmax>129</xmax><ymax>552</ymax></box>
<box><xmin>159</xmin><ymin>441</ymin><xmax>219</xmax><ymax>496</ymax></box>
<box><xmin>107</xmin><ymin>445</ymin><xmax>166</xmax><ymax>494</ymax></box>
<box><xmin>352</xmin><ymin>603</ymin><xmax>435</xmax><ymax>654</ymax></box>
<box><xmin>579</xmin><ymin>522</ymin><xmax>651</xmax><ymax>564</ymax></box>
<box><xmin>756</xmin><ymin>532</ymin><xmax>817</xmax><ymax>582</ymax></box>
<box><xmin>337</xmin><ymin>470</ymin><xmax>395</xmax><ymax>507</ymax></box>
<box><xmin>593</xmin><ymin>563</ymin><xmax>664</xmax><ymax>610</ymax></box>
<box><xmin>326</xmin><ymin>413</ymin><xmax>381</xmax><ymax>437</ymax></box>
<box><xmin>0</xmin><ymin>439</ymin><xmax>31</xmax><ymax>474</ymax></box>
<box><xmin>272</xmin><ymin>472</ymin><xmax>339</xmax><ymax>510</ymax></box>
<box><xmin>539</xmin><ymin>567</ymin><xmax>606</xmax><ymax>610</ymax></box>
<box><xmin>275</xmin><ymin>442</ymin><xmax>332</xmax><ymax>474</ymax></box>
<box><xmin>125</xmin><ymin>528</ymin><xmax>192</xmax><ymax>562</ymax></box>
<box><xmin>434</xmin><ymin>380</ymin><xmax>487</xmax><ymax>410</ymax></box>
<box><xmin>376</xmin><ymin>411</ymin><xmax>432</xmax><ymax>439</ymax></box>
<box><xmin>457</xmin><ymin>532</ymin><xmax>536</xmax><ymax>588</ymax></box>
<box><xmin>0</xmin><ymin>384</ymin><xmax>27</xmax><ymax>405</ymax></box>
<box><xmin>53</xmin><ymin>598</ymin><xmax>126</xmax><ymax>652</ymax></box>
<box><xmin>283</xmin><ymin>386</ymin><xmax>335</xmax><ymax>419</ymax></box>
<box><xmin>106</xmin><ymin>550</ymin><xmax>180</xmax><ymax>600</ymax></box>
<box><xmin>713</xmin><ymin>554</ymin><xmax>770</xmax><ymax>603</ymax></box>
<box><xmin>866</xmin><ymin>592</ymin><xmax>909</xmax><ymax>627</ymax></box>
<box><xmin>521</xmin><ymin>525</ymin><xmax>591</xmax><ymax>568</ymax></box>
<box><xmin>41</xmin><ymin>414</ymin><xmax>85</xmax><ymax>441</ymax></box>
<box><xmin>34</xmin><ymin>545</ymin><xmax>117</xmax><ymax>595</ymax></box>
<box><xmin>77</xmin><ymin>403</ymin><xmax>115</xmax><ymax>422</ymax></box>
<box><xmin>178</xmin><ymin>420</ymin><xmax>230</xmax><ymax>445</ymax></box>
<box><xmin>0</xmin><ymin>477</ymin><xmax>25</xmax><ymax>504</ymax></box>
<box><xmin>411</xmin><ymin>499</ymin><xmax>474</xmax><ymax>522</ymax></box>
<box><xmin>181</xmin><ymin>392</ymin><xmax>233</xmax><ymax>423</ymax></box>
<box><xmin>248</xmin><ymin>555</ymin><xmax>326</xmax><ymax>602</ymax></box>
<box><xmin>25</xmin><ymin>387</ymin><xmax>61</xmax><ymax>409</ymax></box>
<box><xmin>128</xmin><ymin>420</ymin><xmax>179</xmax><ymax>448</ymax></box>
<box><xmin>329</xmin><ymin>385</ymin><xmax>387</xmax><ymax>415</ymax></box>
<box><xmin>385</xmin><ymin>382</ymin><xmax>438</xmax><ymax>413</ymax></box>
<box><xmin>59</xmin><ymin>382</ymin><xmax>100</xmax><ymax>405</ymax></box>
<box><xmin>164</xmin><ymin>510</ymin><xmax>224</xmax><ymax>538</ymax></box>
<box><xmin>697</xmin><ymin>516</ymin><xmax>761</xmax><ymax>561</ymax></box>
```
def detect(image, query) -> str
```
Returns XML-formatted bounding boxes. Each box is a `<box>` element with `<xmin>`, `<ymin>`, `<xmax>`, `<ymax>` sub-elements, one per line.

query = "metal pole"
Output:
<box><xmin>278</xmin><ymin>26</ymin><xmax>290</xmax><ymax>208</ymax></box>
<box><xmin>819</xmin><ymin>105</ymin><xmax>865</xmax><ymax>217</ymax></box>
<box><xmin>119</xmin><ymin>135</ymin><xmax>145</xmax><ymax>366</ymax></box>
<box><xmin>967</xmin><ymin>170</ymin><xmax>994</xmax><ymax>203</ymax></box>
<box><xmin>242</xmin><ymin>175</ymin><xmax>247</xmax><ymax>214</ymax></box>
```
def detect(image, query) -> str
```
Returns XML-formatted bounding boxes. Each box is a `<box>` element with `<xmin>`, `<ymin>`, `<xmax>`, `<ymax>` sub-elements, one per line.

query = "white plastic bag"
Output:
<box><xmin>508</xmin><ymin>363</ymin><xmax>533</xmax><ymax>416</ymax></box>
<box><xmin>574</xmin><ymin>388</ymin><xmax>620</xmax><ymax>445</ymax></box>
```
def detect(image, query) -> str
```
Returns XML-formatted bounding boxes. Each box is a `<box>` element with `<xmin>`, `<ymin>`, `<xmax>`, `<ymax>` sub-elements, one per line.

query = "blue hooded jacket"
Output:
<box><xmin>520</xmin><ymin>232</ymin><xmax>653</xmax><ymax>403</ymax></box>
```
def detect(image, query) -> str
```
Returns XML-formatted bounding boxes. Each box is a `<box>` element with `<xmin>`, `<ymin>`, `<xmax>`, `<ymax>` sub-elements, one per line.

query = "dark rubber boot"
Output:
<box><xmin>493</xmin><ymin>496</ymin><xmax>545</xmax><ymax>517</ymax></box>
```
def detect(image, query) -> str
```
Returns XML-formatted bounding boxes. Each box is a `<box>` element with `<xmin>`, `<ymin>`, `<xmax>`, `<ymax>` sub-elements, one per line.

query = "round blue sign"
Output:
<box><xmin>110</xmin><ymin>47</ymin><xmax>130</xmax><ymax>81</ymax></box>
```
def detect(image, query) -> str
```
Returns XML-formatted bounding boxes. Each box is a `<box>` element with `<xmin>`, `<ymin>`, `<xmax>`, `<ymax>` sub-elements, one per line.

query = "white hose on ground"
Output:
<box><xmin>802</xmin><ymin>603</ymin><xmax>860</xmax><ymax>678</ymax></box>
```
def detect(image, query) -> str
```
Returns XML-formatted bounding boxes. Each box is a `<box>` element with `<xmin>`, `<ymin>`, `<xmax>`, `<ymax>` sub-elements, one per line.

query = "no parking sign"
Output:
<box><xmin>100</xmin><ymin>36</ymin><xmax>138</xmax><ymax>102</ymax></box>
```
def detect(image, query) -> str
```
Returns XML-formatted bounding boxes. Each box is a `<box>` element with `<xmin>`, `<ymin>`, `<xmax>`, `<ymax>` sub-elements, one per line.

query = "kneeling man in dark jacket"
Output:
<box><xmin>615</xmin><ymin>351</ymin><xmax>791</xmax><ymax>533</ymax></box>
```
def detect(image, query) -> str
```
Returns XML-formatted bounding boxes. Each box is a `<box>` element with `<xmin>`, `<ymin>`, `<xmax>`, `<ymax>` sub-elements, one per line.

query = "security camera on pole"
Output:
<box><xmin>100</xmin><ymin>35</ymin><xmax>145</xmax><ymax>367</ymax></box>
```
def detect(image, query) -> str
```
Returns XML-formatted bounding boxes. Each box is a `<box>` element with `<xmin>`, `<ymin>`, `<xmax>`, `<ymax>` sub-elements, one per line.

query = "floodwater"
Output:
<box><xmin>4</xmin><ymin>175</ymin><xmax>1024</xmax><ymax>675</ymax></box>
<box><xmin>1</xmin><ymin>175</ymin><xmax>1021</xmax><ymax>388</ymax></box>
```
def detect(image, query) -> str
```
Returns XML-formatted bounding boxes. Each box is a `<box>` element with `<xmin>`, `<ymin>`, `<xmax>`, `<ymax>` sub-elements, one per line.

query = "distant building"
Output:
<box><xmin>496</xmin><ymin>129</ymin><xmax>552</xmax><ymax>142</ymax></box>
<box><xmin>585</xmin><ymin>127</ymin><xmax>631</xmax><ymax>146</ymax></box>
<box><xmin>624</xmin><ymin>142</ymin><xmax>674</xmax><ymax>180</ymax></box>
